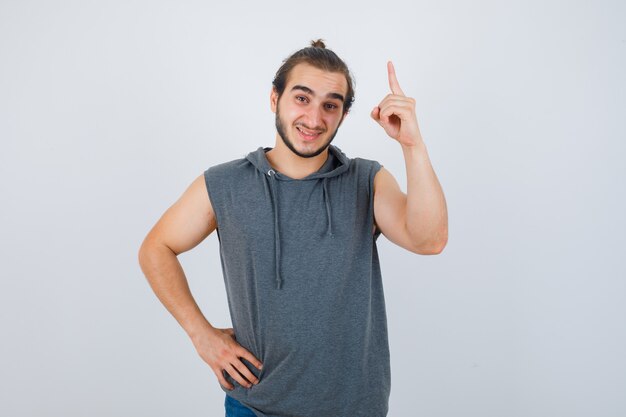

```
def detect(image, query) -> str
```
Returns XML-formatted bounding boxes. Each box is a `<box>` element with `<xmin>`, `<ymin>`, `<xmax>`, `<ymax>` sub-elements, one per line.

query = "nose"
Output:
<box><xmin>304</xmin><ymin>105</ymin><xmax>323</xmax><ymax>130</ymax></box>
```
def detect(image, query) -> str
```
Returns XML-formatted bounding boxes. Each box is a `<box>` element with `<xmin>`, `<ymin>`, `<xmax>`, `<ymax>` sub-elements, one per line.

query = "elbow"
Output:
<box><xmin>415</xmin><ymin>241</ymin><xmax>446</xmax><ymax>255</ymax></box>
<box><xmin>428</xmin><ymin>238</ymin><xmax>447</xmax><ymax>254</ymax></box>
<box><xmin>138</xmin><ymin>236</ymin><xmax>176</xmax><ymax>267</ymax></box>
<box><xmin>411</xmin><ymin>232</ymin><xmax>447</xmax><ymax>255</ymax></box>
<box><xmin>137</xmin><ymin>235</ymin><xmax>161</xmax><ymax>268</ymax></box>
<box><xmin>138</xmin><ymin>238</ymin><xmax>151</xmax><ymax>268</ymax></box>
<box><xmin>431</xmin><ymin>231</ymin><xmax>448</xmax><ymax>254</ymax></box>
<box><xmin>430</xmin><ymin>225</ymin><xmax>448</xmax><ymax>254</ymax></box>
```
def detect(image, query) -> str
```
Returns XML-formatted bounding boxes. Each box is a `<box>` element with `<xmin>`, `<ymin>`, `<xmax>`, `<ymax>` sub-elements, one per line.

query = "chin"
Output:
<box><xmin>294</xmin><ymin>138</ymin><xmax>333</xmax><ymax>158</ymax></box>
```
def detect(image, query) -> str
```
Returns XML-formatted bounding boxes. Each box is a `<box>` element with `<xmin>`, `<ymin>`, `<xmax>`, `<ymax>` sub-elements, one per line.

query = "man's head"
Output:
<box><xmin>270</xmin><ymin>39</ymin><xmax>355</xmax><ymax>158</ymax></box>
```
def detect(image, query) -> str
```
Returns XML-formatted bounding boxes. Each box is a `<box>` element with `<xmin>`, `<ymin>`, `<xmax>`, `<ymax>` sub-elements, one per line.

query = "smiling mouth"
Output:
<box><xmin>296</xmin><ymin>126</ymin><xmax>323</xmax><ymax>141</ymax></box>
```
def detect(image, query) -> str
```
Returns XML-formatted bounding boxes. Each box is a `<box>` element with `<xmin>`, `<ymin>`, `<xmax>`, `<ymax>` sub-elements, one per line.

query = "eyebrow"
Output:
<box><xmin>290</xmin><ymin>85</ymin><xmax>345</xmax><ymax>103</ymax></box>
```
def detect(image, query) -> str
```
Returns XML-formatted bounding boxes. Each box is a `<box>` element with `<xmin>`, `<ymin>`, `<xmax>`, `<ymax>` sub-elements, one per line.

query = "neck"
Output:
<box><xmin>265</xmin><ymin>135</ymin><xmax>330</xmax><ymax>180</ymax></box>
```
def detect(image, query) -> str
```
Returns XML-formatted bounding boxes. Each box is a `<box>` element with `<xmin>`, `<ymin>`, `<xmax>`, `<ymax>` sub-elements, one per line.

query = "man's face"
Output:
<box><xmin>271</xmin><ymin>63</ymin><xmax>348</xmax><ymax>158</ymax></box>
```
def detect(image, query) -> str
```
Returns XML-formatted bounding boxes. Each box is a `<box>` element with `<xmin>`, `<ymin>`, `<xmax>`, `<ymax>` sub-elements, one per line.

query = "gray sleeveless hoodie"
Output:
<box><xmin>204</xmin><ymin>144</ymin><xmax>390</xmax><ymax>417</ymax></box>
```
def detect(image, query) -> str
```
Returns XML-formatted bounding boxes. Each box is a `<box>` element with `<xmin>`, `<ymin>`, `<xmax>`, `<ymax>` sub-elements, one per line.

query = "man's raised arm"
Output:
<box><xmin>370</xmin><ymin>61</ymin><xmax>448</xmax><ymax>254</ymax></box>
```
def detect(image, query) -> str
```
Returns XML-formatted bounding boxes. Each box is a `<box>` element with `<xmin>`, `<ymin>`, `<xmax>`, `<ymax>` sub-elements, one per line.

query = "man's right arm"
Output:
<box><xmin>137</xmin><ymin>173</ymin><xmax>216</xmax><ymax>341</ymax></box>
<box><xmin>137</xmin><ymin>173</ymin><xmax>263</xmax><ymax>390</ymax></box>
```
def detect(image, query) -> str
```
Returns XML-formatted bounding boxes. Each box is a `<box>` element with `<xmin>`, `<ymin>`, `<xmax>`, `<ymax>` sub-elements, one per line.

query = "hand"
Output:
<box><xmin>192</xmin><ymin>326</ymin><xmax>263</xmax><ymax>390</ymax></box>
<box><xmin>371</xmin><ymin>61</ymin><xmax>423</xmax><ymax>147</ymax></box>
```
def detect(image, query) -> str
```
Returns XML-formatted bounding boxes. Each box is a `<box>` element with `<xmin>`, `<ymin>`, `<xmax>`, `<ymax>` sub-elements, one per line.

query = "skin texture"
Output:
<box><xmin>138</xmin><ymin>60</ymin><xmax>448</xmax><ymax>393</ymax></box>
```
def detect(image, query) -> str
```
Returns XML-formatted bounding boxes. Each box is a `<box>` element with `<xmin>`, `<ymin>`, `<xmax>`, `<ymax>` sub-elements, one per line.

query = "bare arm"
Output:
<box><xmin>137</xmin><ymin>173</ymin><xmax>262</xmax><ymax>390</ymax></box>
<box><xmin>371</xmin><ymin>61</ymin><xmax>448</xmax><ymax>254</ymax></box>
<box><xmin>373</xmin><ymin>144</ymin><xmax>448</xmax><ymax>254</ymax></box>
<box><xmin>138</xmin><ymin>174</ymin><xmax>216</xmax><ymax>340</ymax></box>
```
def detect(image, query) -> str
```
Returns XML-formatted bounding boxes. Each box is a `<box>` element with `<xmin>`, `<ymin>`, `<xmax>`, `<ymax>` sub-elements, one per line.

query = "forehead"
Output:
<box><xmin>285</xmin><ymin>63</ymin><xmax>348</xmax><ymax>98</ymax></box>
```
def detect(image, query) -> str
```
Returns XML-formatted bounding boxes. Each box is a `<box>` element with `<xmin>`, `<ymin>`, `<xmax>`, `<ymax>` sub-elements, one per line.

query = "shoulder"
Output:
<box><xmin>332</xmin><ymin>145</ymin><xmax>381</xmax><ymax>173</ymax></box>
<box><xmin>351</xmin><ymin>157</ymin><xmax>383</xmax><ymax>171</ymax></box>
<box><xmin>349</xmin><ymin>156</ymin><xmax>384</xmax><ymax>184</ymax></box>
<box><xmin>203</xmin><ymin>155</ymin><xmax>257</xmax><ymax>202</ymax></box>
<box><xmin>204</xmin><ymin>155</ymin><xmax>260</xmax><ymax>187</ymax></box>
<box><xmin>345</xmin><ymin>156</ymin><xmax>389</xmax><ymax>197</ymax></box>
<box><xmin>204</xmin><ymin>155</ymin><xmax>251</xmax><ymax>177</ymax></box>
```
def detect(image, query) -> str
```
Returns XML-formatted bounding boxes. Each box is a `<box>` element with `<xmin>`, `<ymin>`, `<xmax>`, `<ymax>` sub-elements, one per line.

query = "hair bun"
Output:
<box><xmin>310</xmin><ymin>39</ymin><xmax>326</xmax><ymax>49</ymax></box>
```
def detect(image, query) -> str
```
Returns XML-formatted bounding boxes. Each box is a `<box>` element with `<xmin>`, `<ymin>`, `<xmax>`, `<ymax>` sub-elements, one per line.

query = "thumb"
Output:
<box><xmin>371</xmin><ymin>106</ymin><xmax>380</xmax><ymax>121</ymax></box>
<box><xmin>371</xmin><ymin>106</ymin><xmax>387</xmax><ymax>127</ymax></box>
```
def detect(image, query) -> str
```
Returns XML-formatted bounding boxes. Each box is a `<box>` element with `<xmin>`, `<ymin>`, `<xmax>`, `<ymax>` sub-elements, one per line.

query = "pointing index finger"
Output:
<box><xmin>387</xmin><ymin>61</ymin><xmax>405</xmax><ymax>96</ymax></box>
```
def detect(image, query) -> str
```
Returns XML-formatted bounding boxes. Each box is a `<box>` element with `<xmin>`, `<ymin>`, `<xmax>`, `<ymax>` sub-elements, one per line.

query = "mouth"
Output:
<box><xmin>296</xmin><ymin>126</ymin><xmax>323</xmax><ymax>142</ymax></box>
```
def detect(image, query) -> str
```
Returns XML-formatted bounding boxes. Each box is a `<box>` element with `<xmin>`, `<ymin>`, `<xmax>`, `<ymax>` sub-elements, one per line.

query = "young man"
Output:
<box><xmin>138</xmin><ymin>39</ymin><xmax>448</xmax><ymax>417</ymax></box>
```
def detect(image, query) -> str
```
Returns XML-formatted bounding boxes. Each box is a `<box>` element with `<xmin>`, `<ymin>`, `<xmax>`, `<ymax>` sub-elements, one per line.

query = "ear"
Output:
<box><xmin>270</xmin><ymin>88</ymin><xmax>278</xmax><ymax>113</ymax></box>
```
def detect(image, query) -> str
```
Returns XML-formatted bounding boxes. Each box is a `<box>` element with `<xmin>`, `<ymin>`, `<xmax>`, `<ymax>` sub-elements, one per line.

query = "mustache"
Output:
<box><xmin>296</xmin><ymin>124</ymin><xmax>325</xmax><ymax>133</ymax></box>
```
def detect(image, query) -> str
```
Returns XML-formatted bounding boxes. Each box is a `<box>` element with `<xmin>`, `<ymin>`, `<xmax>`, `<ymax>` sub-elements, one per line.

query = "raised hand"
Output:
<box><xmin>371</xmin><ymin>61</ymin><xmax>423</xmax><ymax>147</ymax></box>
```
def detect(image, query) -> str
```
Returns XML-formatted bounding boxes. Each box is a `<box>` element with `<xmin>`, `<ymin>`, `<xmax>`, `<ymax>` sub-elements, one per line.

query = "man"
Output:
<box><xmin>138</xmin><ymin>39</ymin><xmax>447</xmax><ymax>417</ymax></box>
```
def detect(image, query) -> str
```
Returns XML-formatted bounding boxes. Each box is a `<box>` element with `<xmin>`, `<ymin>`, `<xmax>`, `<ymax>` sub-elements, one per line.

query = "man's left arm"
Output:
<box><xmin>371</xmin><ymin>61</ymin><xmax>448</xmax><ymax>255</ymax></box>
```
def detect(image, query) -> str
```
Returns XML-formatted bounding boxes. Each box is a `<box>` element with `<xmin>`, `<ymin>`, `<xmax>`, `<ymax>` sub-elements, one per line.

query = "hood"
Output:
<box><xmin>245</xmin><ymin>144</ymin><xmax>351</xmax><ymax>290</ymax></box>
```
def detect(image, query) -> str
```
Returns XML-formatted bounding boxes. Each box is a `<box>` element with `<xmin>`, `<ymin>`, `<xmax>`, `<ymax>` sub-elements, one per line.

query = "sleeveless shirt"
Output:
<box><xmin>204</xmin><ymin>144</ymin><xmax>390</xmax><ymax>417</ymax></box>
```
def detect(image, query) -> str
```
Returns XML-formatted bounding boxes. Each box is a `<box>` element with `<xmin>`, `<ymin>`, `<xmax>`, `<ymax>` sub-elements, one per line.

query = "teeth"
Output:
<box><xmin>297</xmin><ymin>127</ymin><xmax>319</xmax><ymax>136</ymax></box>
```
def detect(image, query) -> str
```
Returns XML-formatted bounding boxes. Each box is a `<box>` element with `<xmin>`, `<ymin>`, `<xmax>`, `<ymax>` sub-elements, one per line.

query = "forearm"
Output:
<box><xmin>402</xmin><ymin>141</ymin><xmax>448</xmax><ymax>251</ymax></box>
<box><xmin>138</xmin><ymin>241</ymin><xmax>215</xmax><ymax>341</ymax></box>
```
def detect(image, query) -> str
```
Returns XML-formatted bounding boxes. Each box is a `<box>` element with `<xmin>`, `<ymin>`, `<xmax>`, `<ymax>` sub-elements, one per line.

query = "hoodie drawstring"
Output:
<box><xmin>322</xmin><ymin>178</ymin><xmax>333</xmax><ymax>238</ymax></box>
<box><xmin>253</xmin><ymin>145</ymin><xmax>349</xmax><ymax>290</ymax></box>
<box><xmin>267</xmin><ymin>169</ymin><xmax>283</xmax><ymax>290</ymax></box>
<box><xmin>266</xmin><ymin>172</ymin><xmax>334</xmax><ymax>290</ymax></box>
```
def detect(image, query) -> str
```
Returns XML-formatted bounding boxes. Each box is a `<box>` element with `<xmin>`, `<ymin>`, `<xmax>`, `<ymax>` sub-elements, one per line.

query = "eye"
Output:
<box><xmin>296</xmin><ymin>95</ymin><xmax>308</xmax><ymax>103</ymax></box>
<box><xmin>325</xmin><ymin>103</ymin><xmax>338</xmax><ymax>110</ymax></box>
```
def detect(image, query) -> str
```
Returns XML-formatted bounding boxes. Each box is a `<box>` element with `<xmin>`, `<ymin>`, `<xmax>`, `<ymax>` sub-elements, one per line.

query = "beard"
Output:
<box><xmin>275</xmin><ymin>101</ymin><xmax>343</xmax><ymax>159</ymax></box>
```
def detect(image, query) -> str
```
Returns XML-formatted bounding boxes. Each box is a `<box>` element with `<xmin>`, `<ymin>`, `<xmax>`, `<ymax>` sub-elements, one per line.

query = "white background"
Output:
<box><xmin>1</xmin><ymin>0</ymin><xmax>625</xmax><ymax>416</ymax></box>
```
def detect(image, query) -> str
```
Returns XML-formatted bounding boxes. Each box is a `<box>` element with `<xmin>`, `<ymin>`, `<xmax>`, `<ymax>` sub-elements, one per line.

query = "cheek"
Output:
<box><xmin>282</xmin><ymin>108</ymin><xmax>305</xmax><ymax>124</ymax></box>
<box><xmin>329</xmin><ymin>114</ymin><xmax>343</xmax><ymax>126</ymax></box>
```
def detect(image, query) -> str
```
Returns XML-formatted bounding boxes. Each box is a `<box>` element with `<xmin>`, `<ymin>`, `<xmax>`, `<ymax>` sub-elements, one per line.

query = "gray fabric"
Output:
<box><xmin>204</xmin><ymin>144</ymin><xmax>390</xmax><ymax>417</ymax></box>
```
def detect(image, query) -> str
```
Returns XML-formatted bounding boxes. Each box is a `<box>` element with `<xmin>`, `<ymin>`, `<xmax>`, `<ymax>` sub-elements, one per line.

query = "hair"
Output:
<box><xmin>272</xmin><ymin>39</ymin><xmax>355</xmax><ymax>115</ymax></box>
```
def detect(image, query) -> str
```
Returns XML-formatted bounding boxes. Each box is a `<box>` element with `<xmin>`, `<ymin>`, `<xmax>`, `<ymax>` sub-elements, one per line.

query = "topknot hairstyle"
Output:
<box><xmin>310</xmin><ymin>39</ymin><xmax>326</xmax><ymax>48</ymax></box>
<box><xmin>272</xmin><ymin>39</ymin><xmax>355</xmax><ymax>114</ymax></box>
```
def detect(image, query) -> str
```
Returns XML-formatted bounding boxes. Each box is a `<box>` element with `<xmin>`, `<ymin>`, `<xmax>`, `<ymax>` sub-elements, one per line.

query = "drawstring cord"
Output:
<box><xmin>322</xmin><ymin>178</ymin><xmax>334</xmax><ymax>238</ymax></box>
<box><xmin>267</xmin><ymin>169</ymin><xmax>283</xmax><ymax>290</ymax></box>
<box><xmin>266</xmin><ymin>171</ymin><xmax>334</xmax><ymax>290</ymax></box>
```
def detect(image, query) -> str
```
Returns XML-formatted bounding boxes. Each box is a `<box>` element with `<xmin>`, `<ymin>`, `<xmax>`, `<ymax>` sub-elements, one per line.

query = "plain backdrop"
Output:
<box><xmin>1</xmin><ymin>0</ymin><xmax>625</xmax><ymax>416</ymax></box>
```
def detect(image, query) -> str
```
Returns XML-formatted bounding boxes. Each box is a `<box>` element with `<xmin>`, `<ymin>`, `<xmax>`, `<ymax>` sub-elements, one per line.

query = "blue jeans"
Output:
<box><xmin>224</xmin><ymin>394</ymin><xmax>257</xmax><ymax>417</ymax></box>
